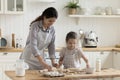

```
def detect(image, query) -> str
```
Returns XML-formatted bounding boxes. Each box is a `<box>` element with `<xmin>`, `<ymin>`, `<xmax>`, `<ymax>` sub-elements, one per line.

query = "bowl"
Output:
<box><xmin>85</xmin><ymin>67</ymin><xmax>95</xmax><ymax>74</ymax></box>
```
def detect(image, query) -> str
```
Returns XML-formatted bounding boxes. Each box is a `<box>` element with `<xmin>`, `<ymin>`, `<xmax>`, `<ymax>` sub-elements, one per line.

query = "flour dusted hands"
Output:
<box><xmin>44</xmin><ymin>63</ymin><xmax>52</xmax><ymax>71</ymax></box>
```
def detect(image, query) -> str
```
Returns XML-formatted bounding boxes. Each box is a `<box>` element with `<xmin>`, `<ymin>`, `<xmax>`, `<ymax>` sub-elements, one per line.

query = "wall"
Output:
<box><xmin>0</xmin><ymin>0</ymin><xmax>120</xmax><ymax>48</ymax></box>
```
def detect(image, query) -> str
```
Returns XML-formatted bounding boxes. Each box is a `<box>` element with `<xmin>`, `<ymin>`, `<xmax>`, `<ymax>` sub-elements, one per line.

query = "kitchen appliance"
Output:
<box><xmin>83</xmin><ymin>31</ymin><xmax>98</xmax><ymax>48</ymax></box>
<box><xmin>78</xmin><ymin>29</ymin><xmax>84</xmax><ymax>47</ymax></box>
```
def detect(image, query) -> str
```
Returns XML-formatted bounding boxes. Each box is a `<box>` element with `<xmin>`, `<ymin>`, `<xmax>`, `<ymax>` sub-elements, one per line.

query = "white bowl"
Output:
<box><xmin>86</xmin><ymin>67</ymin><xmax>95</xmax><ymax>74</ymax></box>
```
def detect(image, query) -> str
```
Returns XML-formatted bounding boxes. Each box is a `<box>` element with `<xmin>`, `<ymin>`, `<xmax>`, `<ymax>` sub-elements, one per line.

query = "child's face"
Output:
<box><xmin>66</xmin><ymin>39</ymin><xmax>77</xmax><ymax>50</ymax></box>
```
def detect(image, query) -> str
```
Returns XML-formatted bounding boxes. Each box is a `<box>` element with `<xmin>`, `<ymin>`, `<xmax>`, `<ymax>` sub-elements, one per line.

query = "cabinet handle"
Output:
<box><xmin>3</xmin><ymin>53</ymin><xmax>8</xmax><ymax>55</ymax></box>
<box><xmin>115</xmin><ymin>52</ymin><xmax>118</xmax><ymax>55</ymax></box>
<box><xmin>100</xmin><ymin>51</ymin><xmax>104</xmax><ymax>54</ymax></box>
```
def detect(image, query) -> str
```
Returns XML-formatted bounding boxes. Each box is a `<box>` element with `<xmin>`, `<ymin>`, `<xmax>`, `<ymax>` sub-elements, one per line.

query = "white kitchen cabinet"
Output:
<box><xmin>0</xmin><ymin>64</ymin><xmax>4</xmax><ymax>79</ymax></box>
<box><xmin>0</xmin><ymin>0</ymin><xmax>25</xmax><ymax>14</ymax></box>
<box><xmin>0</xmin><ymin>52</ymin><xmax>21</xmax><ymax>80</ymax></box>
<box><xmin>0</xmin><ymin>0</ymin><xmax>4</xmax><ymax>13</ymax></box>
<box><xmin>113</xmin><ymin>52</ymin><xmax>120</xmax><ymax>69</ymax></box>
<box><xmin>113</xmin><ymin>51</ymin><xmax>120</xmax><ymax>80</ymax></box>
<box><xmin>5</xmin><ymin>0</ymin><xmax>25</xmax><ymax>14</ymax></box>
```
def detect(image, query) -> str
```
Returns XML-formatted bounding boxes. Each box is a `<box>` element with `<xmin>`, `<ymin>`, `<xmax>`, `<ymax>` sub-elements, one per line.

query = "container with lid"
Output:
<box><xmin>15</xmin><ymin>59</ymin><xmax>29</xmax><ymax>76</ymax></box>
<box><xmin>96</xmin><ymin>58</ymin><xmax>101</xmax><ymax>72</ymax></box>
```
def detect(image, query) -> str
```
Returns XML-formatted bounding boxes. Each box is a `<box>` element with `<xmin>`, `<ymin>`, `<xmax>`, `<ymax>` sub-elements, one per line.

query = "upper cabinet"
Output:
<box><xmin>0</xmin><ymin>0</ymin><xmax>3</xmax><ymax>14</ymax></box>
<box><xmin>0</xmin><ymin>0</ymin><xmax>25</xmax><ymax>14</ymax></box>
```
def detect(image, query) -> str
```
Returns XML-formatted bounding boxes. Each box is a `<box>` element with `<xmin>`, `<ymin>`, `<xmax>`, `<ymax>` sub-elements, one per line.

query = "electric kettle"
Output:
<box><xmin>83</xmin><ymin>31</ymin><xmax>98</xmax><ymax>48</ymax></box>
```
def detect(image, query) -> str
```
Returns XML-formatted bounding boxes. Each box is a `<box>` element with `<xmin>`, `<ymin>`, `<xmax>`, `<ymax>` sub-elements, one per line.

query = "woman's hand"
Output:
<box><xmin>44</xmin><ymin>63</ymin><xmax>52</xmax><ymax>71</ymax></box>
<box><xmin>36</xmin><ymin>55</ymin><xmax>52</xmax><ymax>71</ymax></box>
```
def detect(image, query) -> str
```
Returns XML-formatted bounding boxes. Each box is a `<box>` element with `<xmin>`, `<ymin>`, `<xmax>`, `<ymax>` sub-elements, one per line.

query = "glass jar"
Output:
<box><xmin>105</xmin><ymin>7</ymin><xmax>112</xmax><ymax>15</ymax></box>
<box><xmin>15</xmin><ymin>59</ymin><xmax>27</xmax><ymax>76</ymax></box>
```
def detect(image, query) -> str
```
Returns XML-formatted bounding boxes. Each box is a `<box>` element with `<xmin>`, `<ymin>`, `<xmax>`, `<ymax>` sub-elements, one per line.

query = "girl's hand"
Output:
<box><xmin>52</xmin><ymin>63</ymin><xmax>59</xmax><ymax>68</ymax></box>
<box><xmin>86</xmin><ymin>63</ymin><xmax>90</xmax><ymax>68</ymax></box>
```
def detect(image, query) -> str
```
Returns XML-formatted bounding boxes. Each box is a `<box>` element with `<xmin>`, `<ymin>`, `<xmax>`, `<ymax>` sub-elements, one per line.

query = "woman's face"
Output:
<box><xmin>43</xmin><ymin>17</ymin><xmax>56</xmax><ymax>28</ymax></box>
<box><xmin>66</xmin><ymin>39</ymin><xmax>77</xmax><ymax>50</ymax></box>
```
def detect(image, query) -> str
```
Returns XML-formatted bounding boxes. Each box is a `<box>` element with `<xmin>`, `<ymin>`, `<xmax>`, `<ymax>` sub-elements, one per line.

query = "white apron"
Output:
<box><xmin>20</xmin><ymin>29</ymin><xmax>52</xmax><ymax>70</ymax></box>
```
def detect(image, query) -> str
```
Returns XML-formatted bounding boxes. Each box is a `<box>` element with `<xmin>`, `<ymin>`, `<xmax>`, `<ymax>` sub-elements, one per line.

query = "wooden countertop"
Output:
<box><xmin>0</xmin><ymin>47</ymin><xmax>23</xmax><ymax>52</ymax></box>
<box><xmin>5</xmin><ymin>68</ymin><xmax>120</xmax><ymax>80</ymax></box>
<box><xmin>0</xmin><ymin>47</ymin><xmax>120</xmax><ymax>52</ymax></box>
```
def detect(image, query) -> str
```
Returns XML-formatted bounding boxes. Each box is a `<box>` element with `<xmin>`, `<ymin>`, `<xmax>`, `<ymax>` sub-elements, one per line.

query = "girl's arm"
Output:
<box><xmin>78</xmin><ymin>48</ymin><xmax>90</xmax><ymax>68</ymax></box>
<box><xmin>81</xmin><ymin>54</ymin><xmax>90</xmax><ymax>68</ymax></box>
<box><xmin>58</xmin><ymin>57</ymin><xmax>64</xmax><ymax>67</ymax></box>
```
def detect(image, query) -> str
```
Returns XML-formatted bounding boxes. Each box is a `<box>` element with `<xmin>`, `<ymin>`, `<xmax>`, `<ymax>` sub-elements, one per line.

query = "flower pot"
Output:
<box><xmin>68</xmin><ymin>8</ymin><xmax>77</xmax><ymax>14</ymax></box>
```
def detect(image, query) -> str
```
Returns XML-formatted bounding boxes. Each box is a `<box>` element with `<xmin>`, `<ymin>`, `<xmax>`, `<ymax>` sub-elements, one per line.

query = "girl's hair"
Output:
<box><xmin>66</xmin><ymin>31</ymin><xmax>77</xmax><ymax>42</ymax></box>
<box><xmin>31</xmin><ymin>7</ymin><xmax>58</xmax><ymax>25</ymax></box>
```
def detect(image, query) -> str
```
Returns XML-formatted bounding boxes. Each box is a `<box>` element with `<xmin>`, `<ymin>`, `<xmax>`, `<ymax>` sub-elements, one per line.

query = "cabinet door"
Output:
<box><xmin>0</xmin><ymin>52</ymin><xmax>21</xmax><ymax>80</ymax></box>
<box><xmin>0</xmin><ymin>64</ymin><xmax>4</xmax><ymax>80</ymax></box>
<box><xmin>113</xmin><ymin>52</ymin><xmax>120</xmax><ymax>80</ymax></box>
<box><xmin>86</xmin><ymin>51</ymin><xmax>113</xmax><ymax>69</ymax></box>
<box><xmin>100</xmin><ymin>51</ymin><xmax>113</xmax><ymax>68</ymax></box>
<box><xmin>113</xmin><ymin>52</ymin><xmax>120</xmax><ymax>69</ymax></box>
<box><xmin>0</xmin><ymin>0</ymin><xmax>3</xmax><ymax>13</ymax></box>
<box><xmin>5</xmin><ymin>0</ymin><xmax>25</xmax><ymax>14</ymax></box>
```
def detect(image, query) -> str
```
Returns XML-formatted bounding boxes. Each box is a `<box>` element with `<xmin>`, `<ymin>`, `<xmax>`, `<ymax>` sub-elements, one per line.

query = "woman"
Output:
<box><xmin>20</xmin><ymin>7</ymin><xmax>58</xmax><ymax>70</ymax></box>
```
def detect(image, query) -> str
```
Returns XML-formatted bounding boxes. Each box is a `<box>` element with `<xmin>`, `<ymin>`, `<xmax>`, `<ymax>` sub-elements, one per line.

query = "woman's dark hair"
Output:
<box><xmin>31</xmin><ymin>7</ymin><xmax>58</xmax><ymax>24</ymax></box>
<box><xmin>66</xmin><ymin>31</ymin><xmax>77</xmax><ymax>42</ymax></box>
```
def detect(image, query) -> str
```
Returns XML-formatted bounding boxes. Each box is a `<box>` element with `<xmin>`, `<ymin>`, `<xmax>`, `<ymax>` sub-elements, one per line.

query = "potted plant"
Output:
<box><xmin>65</xmin><ymin>0</ymin><xmax>80</xmax><ymax>14</ymax></box>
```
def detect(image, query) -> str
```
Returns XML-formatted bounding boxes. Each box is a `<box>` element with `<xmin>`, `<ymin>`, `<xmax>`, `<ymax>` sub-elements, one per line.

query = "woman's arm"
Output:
<box><xmin>36</xmin><ymin>55</ymin><xmax>52</xmax><ymax>71</ymax></box>
<box><xmin>48</xmin><ymin>28</ymin><xmax>58</xmax><ymax>67</ymax></box>
<box><xmin>30</xmin><ymin>22</ymin><xmax>41</xmax><ymax>56</ymax></box>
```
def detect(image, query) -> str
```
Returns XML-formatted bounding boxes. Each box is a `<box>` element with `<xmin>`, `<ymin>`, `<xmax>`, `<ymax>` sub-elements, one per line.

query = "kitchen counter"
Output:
<box><xmin>5</xmin><ymin>68</ymin><xmax>120</xmax><ymax>80</ymax></box>
<box><xmin>0</xmin><ymin>47</ymin><xmax>23</xmax><ymax>52</ymax></box>
<box><xmin>0</xmin><ymin>47</ymin><xmax>120</xmax><ymax>52</ymax></box>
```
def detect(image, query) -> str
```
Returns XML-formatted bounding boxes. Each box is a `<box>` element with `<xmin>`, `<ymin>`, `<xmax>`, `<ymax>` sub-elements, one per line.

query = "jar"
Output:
<box><xmin>15</xmin><ymin>59</ymin><xmax>29</xmax><ymax>76</ymax></box>
<box><xmin>105</xmin><ymin>7</ymin><xmax>112</xmax><ymax>15</ymax></box>
<box><xmin>96</xmin><ymin>58</ymin><xmax>101</xmax><ymax>72</ymax></box>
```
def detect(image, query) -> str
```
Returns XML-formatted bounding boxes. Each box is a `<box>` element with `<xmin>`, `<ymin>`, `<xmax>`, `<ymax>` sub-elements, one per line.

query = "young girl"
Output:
<box><xmin>58</xmin><ymin>31</ymin><xmax>90</xmax><ymax>69</ymax></box>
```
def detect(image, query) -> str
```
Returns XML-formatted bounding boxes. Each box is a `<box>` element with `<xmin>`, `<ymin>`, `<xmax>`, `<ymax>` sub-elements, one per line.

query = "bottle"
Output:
<box><xmin>12</xmin><ymin>33</ymin><xmax>15</xmax><ymax>48</ymax></box>
<box><xmin>15</xmin><ymin>59</ymin><xmax>26</xmax><ymax>76</ymax></box>
<box><xmin>16</xmin><ymin>38</ymin><xmax>19</xmax><ymax>48</ymax></box>
<box><xmin>78</xmin><ymin>40</ymin><xmax>82</xmax><ymax>47</ymax></box>
<box><xmin>0</xmin><ymin>28</ymin><xmax>1</xmax><ymax>47</ymax></box>
<box><xmin>96</xmin><ymin>58</ymin><xmax>101</xmax><ymax>72</ymax></box>
<box><xmin>19</xmin><ymin>38</ymin><xmax>23</xmax><ymax>48</ymax></box>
